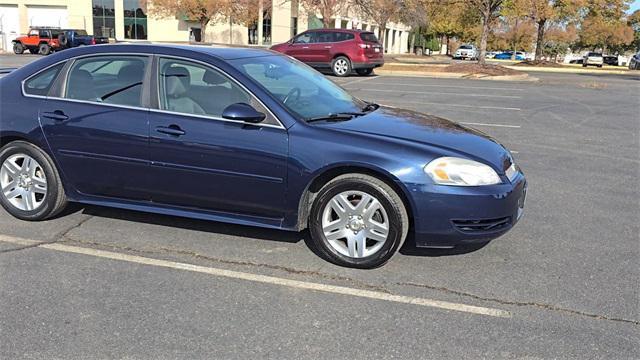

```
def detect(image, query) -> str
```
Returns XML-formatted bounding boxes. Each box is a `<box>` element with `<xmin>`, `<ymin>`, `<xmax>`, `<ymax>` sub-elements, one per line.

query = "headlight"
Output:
<box><xmin>424</xmin><ymin>157</ymin><xmax>501</xmax><ymax>186</ymax></box>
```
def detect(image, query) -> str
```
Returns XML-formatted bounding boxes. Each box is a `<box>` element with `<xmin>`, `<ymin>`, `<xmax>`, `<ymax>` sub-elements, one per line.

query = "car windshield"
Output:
<box><xmin>230</xmin><ymin>55</ymin><xmax>366</xmax><ymax>120</ymax></box>
<box><xmin>587</xmin><ymin>52</ymin><xmax>601</xmax><ymax>57</ymax></box>
<box><xmin>459</xmin><ymin>45</ymin><xmax>473</xmax><ymax>49</ymax></box>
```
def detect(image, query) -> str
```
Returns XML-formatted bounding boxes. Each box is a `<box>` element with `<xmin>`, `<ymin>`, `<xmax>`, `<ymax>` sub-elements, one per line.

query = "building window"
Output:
<box><xmin>262</xmin><ymin>13</ymin><xmax>271</xmax><ymax>45</ymax></box>
<box><xmin>124</xmin><ymin>0</ymin><xmax>147</xmax><ymax>40</ymax></box>
<box><xmin>291</xmin><ymin>17</ymin><xmax>298</xmax><ymax>38</ymax></box>
<box><xmin>248</xmin><ymin>22</ymin><xmax>258</xmax><ymax>45</ymax></box>
<box><xmin>92</xmin><ymin>0</ymin><xmax>115</xmax><ymax>38</ymax></box>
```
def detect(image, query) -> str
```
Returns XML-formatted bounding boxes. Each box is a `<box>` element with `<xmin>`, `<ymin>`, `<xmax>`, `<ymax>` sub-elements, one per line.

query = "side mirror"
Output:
<box><xmin>222</xmin><ymin>103</ymin><xmax>266</xmax><ymax>124</ymax></box>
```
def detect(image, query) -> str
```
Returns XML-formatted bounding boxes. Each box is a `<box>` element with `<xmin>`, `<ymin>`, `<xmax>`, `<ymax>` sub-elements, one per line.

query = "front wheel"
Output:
<box><xmin>356</xmin><ymin>68</ymin><xmax>373</xmax><ymax>76</ymax></box>
<box><xmin>309</xmin><ymin>174</ymin><xmax>409</xmax><ymax>268</ymax></box>
<box><xmin>13</xmin><ymin>42</ymin><xmax>24</xmax><ymax>54</ymax></box>
<box><xmin>0</xmin><ymin>141</ymin><xmax>67</xmax><ymax>221</ymax></box>
<box><xmin>331</xmin><ymin>56</ymin><xmax>352</xmax><ymax>77</ymax></box>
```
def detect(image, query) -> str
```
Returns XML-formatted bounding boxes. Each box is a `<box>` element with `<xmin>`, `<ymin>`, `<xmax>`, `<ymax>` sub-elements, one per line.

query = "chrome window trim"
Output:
<box><xmin>21</xmin><ymin>52</ymin><xmax>286</xmax><ymax>130</ymax></box>
<box><xmin>155</xmin><ymin>54</ymin><xmax>285</xmax><ymax>130</ymax></box>
<box><xmin>21</xmin><ymin>59</ymin><xmax>69</xmax><ymax>99</ymax></box>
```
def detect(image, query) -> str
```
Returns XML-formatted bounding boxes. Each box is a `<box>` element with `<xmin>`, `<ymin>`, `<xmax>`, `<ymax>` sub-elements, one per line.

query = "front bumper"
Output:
<box><xmin>408</xmin><ymin>173</ymin><xmax>527</xmax><ymax>248</ymax></box>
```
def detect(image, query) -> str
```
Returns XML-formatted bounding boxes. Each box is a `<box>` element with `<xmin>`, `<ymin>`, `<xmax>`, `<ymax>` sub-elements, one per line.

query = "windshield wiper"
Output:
<box><xmin>306</xmin><ymin>112</ymin><xmax>365</xmax><ymax>123</ymax></box>
<box><xmin>362</xmin><ymin>102</ymin><xmax>380</xmax><ymax>112</ymax></box>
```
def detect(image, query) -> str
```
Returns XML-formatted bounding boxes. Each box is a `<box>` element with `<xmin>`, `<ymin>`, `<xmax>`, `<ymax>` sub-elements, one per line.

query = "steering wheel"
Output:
<box><xmin>283</xmin><ymin>87</ymin><xmax>301</xmax><ymax>105</ymax></box>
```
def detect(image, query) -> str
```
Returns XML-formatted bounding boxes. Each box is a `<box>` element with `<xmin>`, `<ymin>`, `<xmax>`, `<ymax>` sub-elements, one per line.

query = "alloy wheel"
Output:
<box><xmin>0</xmin><ymin>154</ymin><xmax>47</xmax><ymax>211</ymax></box>
<box><xmin>321</xmin><ymin>190</ymin><xmax>389</xmax><ymax>258</ymax></box>
<box><xmin>333</xmin><ymin>59</ymin><xmax>349</xmax><ymax>76</ymax></box>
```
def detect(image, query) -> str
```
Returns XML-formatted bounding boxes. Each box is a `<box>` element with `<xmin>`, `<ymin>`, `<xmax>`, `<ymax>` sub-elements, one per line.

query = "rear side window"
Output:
<box><xmin>24</xmin><ymin>63</ymin><xmax>65</xmax><ymax>96</ymax></box>
<box><xmin>65</xmin><ymin>56</ymin><xmax>148</xmax><ymax>107</ymax></box>
<box><xmin>334</xmin><ymin>32</ymin><xmax>354</xmax><ymax>42</ymax></box>
<box><xmin>359</xmin><ymin>32</ymin><xmax>378</xmax><ymax>42</ymax></box>
<box><xmin>317</xmin><ymin>32</ymin><xmax>334</xmax><ymax>43</ymax></box>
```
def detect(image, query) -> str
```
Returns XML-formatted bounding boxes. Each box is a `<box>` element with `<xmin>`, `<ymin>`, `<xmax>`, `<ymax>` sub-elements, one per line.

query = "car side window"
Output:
<box><xmin>28</xmin><ymin>30</ymin><xmax>38</xmax><ymax>37</ymax></box>
<box><xmin>24</xmin><ymin>63</ymin><xmax>65</xmax><ymax>96</ymax></box>
<box><xmin>317</xmin><ymin>32</ymin><xmax>334</xmax><ymax>43</ymax></box>
<box><xmin>334</xmin><ymin>32</ymin><xmax>354</xmax><ymax>42</ymax></box>
<box><xmin>65</xmin><ymin>56</ymin><xmax>149</xmax><ymax>107</ymax></box>
<box><xmin>39</xmin><ymin>29</ymin><xmax>50</xmax><ymax>38</ymax></box>
<box><xmin>294</xmin><ymin>32</ymin><xmax>314</xmax><ymax>44</ymax></box>
<box><xmin>159</xmin><ymin>58</ymin><xmax>274</xmax><ymax>123</ymax></box>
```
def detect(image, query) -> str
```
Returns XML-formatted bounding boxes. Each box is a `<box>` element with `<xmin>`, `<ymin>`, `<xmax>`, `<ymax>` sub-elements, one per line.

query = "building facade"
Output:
<box><xmin>0</xmin><ymin>0</ymin><xmax>410</xmax><ymax>54</ymax></box>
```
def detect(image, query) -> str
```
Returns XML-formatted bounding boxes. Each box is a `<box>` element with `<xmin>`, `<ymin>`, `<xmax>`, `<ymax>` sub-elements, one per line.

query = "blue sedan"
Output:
<box><xmin>494</xmin><ymin>52</ymin><xmax>526</xmax><ymax>60</ymax></box>
<box><xmin>0</xmin><ymin>45</ymin><xmax>526</xmax><ymax>268</ymax></box>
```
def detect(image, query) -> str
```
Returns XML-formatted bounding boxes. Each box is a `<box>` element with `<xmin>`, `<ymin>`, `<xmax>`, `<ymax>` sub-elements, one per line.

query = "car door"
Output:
<box><xmin>147</xmin><ymin>57</ymin><xmax>288</xmax><ymax>220</ymax></box>
<box><xmin>314</xmin><ymin>31</ymin><xmax>336</xmax><ymax>63</ymax></box>
<box><xmin>39</xmin><ymin>54</ymin><xmax>152</xmax><ymax>201</ymax></box>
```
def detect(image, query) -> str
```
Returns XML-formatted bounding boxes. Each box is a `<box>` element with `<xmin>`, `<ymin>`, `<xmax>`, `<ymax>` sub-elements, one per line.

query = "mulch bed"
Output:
<box><xmin>443</xmin><ymin>63</ymin><xmax>523</xmax><ymax>76</ymax></box>
<box><xmin>512</xmin><ymin>60</ymin><xmax>565</xmax><ymax>68</ymax></box>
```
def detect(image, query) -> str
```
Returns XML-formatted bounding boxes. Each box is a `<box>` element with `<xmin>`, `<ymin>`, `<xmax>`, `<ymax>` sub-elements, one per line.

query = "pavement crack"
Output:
<box><xmin>397</xmin><ymin>281</ymin><xmax>639</xmax><ymax>326</ymax></box>
<box><xmin>59</xmin><ymin>237</ymin><xmax>391</xmax><ymax>294</ymax></box>
<box><xmin>51</xmin><ymin>215</ymin><xmax>94</xmax><ymax>241</ymax></box>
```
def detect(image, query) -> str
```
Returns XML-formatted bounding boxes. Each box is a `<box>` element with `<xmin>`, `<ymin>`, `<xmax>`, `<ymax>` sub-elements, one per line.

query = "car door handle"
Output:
<box><xmin>302</xmin><ymin>46</ymin><xmax>309</xmax><ymax>49</ymax></box>
<box><xmin>41</xmin><ymin>110</ymin><xmax>69</xmax><ymax>121</ymax></box>
<box><xmin>156</xmin><ymin>125</ymin><xmax>185</xmax><ymax>136</ymax></box>
<box><xmin>324</xmin><ymin>46</ymin><xmax>332</xmax><ymax>49</ymax></box>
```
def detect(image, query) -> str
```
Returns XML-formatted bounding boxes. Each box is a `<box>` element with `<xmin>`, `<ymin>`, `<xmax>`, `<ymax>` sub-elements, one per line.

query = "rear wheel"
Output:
<box><xmin>308</xmin><ymin>174</ymin><xmax>409</xmax><ymax>268</ymax></box>
<box><xmin>0</xmin><ymin>141</ymin><xmax>67</xmax><ymax>221</ymax></box>
<box><xmin>13</xmin><ymin>42</ymin><xmax>24</xmax><ymax>54</ymax></box>
<box><xmin>356</xmin><ymin>68</ymin><xmax>373</xmax><ymax>76</ymax></box>
<box><xmin>331</xmin><ymin>56</ymin><xmax>352</xmax><ymax>77</ymax></box>
<box><xmin>39</xmin><ymin>43</ymin><xmax>51</xmax><ymax>55</ymax></box>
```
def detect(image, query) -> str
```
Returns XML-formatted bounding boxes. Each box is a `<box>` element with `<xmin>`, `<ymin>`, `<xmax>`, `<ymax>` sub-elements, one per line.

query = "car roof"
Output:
<box><xmin>310</xmin><ymin>29</ymin><xmax>372</xmax><ymax>34</ymax></box>
<box><xmin>53</xmin><ymin>43</ymin><xmax>278</xmax><ymax>60</ymax></box>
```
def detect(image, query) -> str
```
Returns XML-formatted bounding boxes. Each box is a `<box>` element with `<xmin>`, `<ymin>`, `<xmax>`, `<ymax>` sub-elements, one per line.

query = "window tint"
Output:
<box><xmin>65</xmin><ymin>56</ymin><xmax>148</xmax><ymax>107</ymax></box>
<box><xmin>158</xmin><ymin>58</ymin><xmax>259</xmax><ymax>120</ymax></box>
<box><xmin>294</xmin><ymin>32</ymin><xmax>314</xmax><ymax>44</ymax></box>
<box><xmin>24</xmin><ymin>63</ymin><xmax>65</xmax><ymax>96</ymax></box>
<box><xmin>334</xmin><ymin>32</ymin><xmax>354</xmax><ymax>42</ymax></box>
<box><xmin>38</xmin><ymin>29</ymin><xmax>50</xmax><ymax>38</ymax></box>
<box><xmin>359</xmin><ymin>32</ymin><xmax>378</xmax><ymax>42</ymax></box>
<box><xmin>316</xmin><ymin>32</ymin><xmax>334</xmax><ymax>43</ymax></box>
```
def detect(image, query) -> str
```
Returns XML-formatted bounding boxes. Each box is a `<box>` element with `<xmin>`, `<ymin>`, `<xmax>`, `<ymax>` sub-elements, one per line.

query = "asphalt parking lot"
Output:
<box><xmin>1</xmin><ymin>54</ymin><xmax>639</xmax><ymax>359</ymax></box>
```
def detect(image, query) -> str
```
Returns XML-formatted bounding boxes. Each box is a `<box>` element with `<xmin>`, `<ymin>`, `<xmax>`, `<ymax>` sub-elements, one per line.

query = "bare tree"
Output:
<box><xmin>147</xmin><ymin>0</ymin><xmax>232</xmax><ymax>43</ymax></box>
<box><xmin>353</xmin><ymin>0</ymin><xmax>404</xmax><ymax>47</ymax></box>
<box><xmin>299</xmin><ymin>0</ymin><xmax>345</xmax><ymax>28</ymax></box>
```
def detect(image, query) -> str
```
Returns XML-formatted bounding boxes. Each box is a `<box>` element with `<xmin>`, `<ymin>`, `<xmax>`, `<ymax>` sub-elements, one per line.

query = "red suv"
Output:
<box><xmin>271</xmin><ymin>29</ymin><xmax>384</xmax><ymax>77</ymax></box>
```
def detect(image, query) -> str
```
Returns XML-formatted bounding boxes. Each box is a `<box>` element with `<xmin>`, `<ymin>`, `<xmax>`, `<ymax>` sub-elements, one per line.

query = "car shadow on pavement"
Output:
<box><xmin>67</xmin><ymin>204</ymin><xmax>488</xmax><ymax>258</ymax></box>
<box><xmin>79</xmin><ymin>205</ymin><xmax>303</xmax><ymax>244</ymax></box>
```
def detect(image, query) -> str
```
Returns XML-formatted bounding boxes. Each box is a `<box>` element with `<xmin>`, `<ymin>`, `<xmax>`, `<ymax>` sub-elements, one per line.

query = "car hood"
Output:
<box><xmin>321</xmin><ymin>106</ymin><xmax>512</xmax><ymax>172</ymax></box>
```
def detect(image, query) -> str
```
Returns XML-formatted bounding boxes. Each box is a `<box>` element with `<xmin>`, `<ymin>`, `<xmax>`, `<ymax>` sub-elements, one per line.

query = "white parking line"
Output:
<box><xmin>374</xmin><ymin>99</ymin><xmax>521</xmax><ymax>111</ymax></box>
<box><xmin>339</xmin><ymin>76</ymin><xmax>378</xmax><ymax>86</ymax></box>
<box><xmin>461</xmin><ymin>122</ymin><xmax>521</xmax><ymax>129</ymax></box>
<box><xmin>355</xmin><ymin>82</ymin><xmax>525</xmax><ymax>92</ymax></box>
<box><xmin>0</xmin><ymin>234</ymin><xmax>511</xmax><ymax>318</ymax></box>
<box><xmin>350</xmin><ymin>88</ymin><xmax>521</xmax><ymax>99</ymax></box>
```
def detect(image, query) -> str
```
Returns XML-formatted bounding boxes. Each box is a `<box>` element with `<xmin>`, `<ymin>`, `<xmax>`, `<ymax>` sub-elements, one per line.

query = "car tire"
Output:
<box><xmin>582</xmin><ymin>63</ymin><xmax>587</xmax><ymax>67</ymax></box>
<box><xmin>39</xmin><ymin>43</ymin><xmax>51</xmax><ymax>56</ymax></box>
<box><xmin>308</xmin><ymin>174</ymin><xmax>409</xmax><ymax>269</ymax></box>
<box><xmin>356</xmin><ymin>68</ymin><xmax>373</xmax><ymax>76</ymax></box>
<box><xmin>331</xmin><ymin>56</ymin><xmax>352</xmax><ymax>77</ymax></box>
<box><xmin>13</xmin><ymin>42</ymin><xmax>24</xmax><ymax>55</ymax></box>
<box><xmin>597</xmin><ymin>65</ymin><xmax>602</xmax><ymax>68</ymax></box>
<box><xmin>0</xmin><ymin>141</ymin><xmax>67</xmax><ymax>221</ymax></box>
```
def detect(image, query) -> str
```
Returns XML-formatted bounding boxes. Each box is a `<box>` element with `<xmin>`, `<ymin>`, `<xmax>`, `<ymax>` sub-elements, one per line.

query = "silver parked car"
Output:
<box><xmin>453</xmin><ymin>45</ymin><xmax>477</xmax><ymax>60</ymax></box>
<box><xmin>582</xmin><ymin>52</ymin><xmax>603</xmax><ymax>68</ymax></box>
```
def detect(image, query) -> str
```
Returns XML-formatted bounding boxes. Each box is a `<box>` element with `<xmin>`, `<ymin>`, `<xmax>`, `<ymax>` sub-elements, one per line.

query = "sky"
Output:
<box><xmin>630</xmin><ymin>0</ymin><xmax>640</xmax><ymax>13</ymax></box>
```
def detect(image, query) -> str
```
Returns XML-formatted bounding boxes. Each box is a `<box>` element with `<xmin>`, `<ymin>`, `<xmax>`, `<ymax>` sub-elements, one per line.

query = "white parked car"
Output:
<box><xmin>582</xmin><ymin>52</ymin><xmax>603</xmax><ymax>68</ymax></box>
<box><xmin>453</xmin><ymin>45</ymin><xmax>477</xmax><ymax>60</ymax></box>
